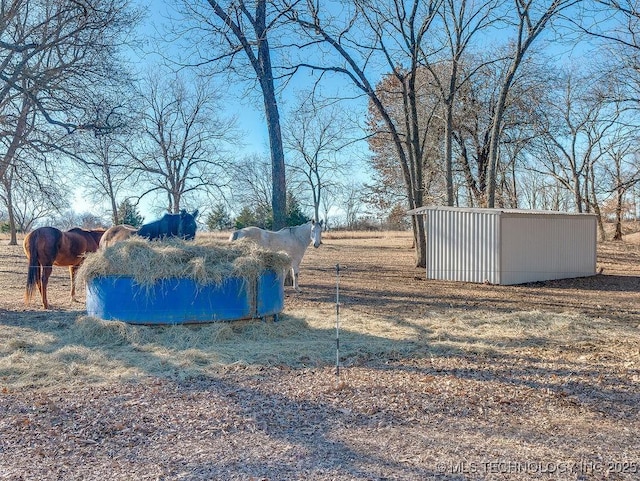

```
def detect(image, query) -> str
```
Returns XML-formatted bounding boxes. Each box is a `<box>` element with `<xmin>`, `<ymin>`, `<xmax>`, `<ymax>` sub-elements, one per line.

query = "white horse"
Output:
<box><xmin>229</xmin><ymin>220</ymin><xmax>323</xmax><ymax>291</ymax></box>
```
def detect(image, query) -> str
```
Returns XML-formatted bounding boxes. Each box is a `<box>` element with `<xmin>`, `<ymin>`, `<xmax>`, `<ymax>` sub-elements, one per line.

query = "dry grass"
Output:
<box><xmin>0</xmin><ymin>229</ymin><xmax>639</xmax><ymax>480</ymax></box>
<box><xmin>1</xmin><ymin>301</ymin><xmax>636</xmax><ymax>391</ymax></box>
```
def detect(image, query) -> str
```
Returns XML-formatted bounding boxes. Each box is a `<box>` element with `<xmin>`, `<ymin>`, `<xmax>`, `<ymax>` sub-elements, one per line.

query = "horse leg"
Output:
<box><xmin>292</xmin><ymin>264</ymin><xmax>300</xmax><ymax>292</ymax></box>
<box><xmin>284</xmin><ymin>268</ymin><xmax>294</xmax><ymax>287</ymax></box>
<box><xmin>69</xmin><ymin>265</ymin><xmax>79</xmax><ymax>303</ymax></box>
<box><xmin>40</xmin><ymin>266</ymin><xmax>52</xmax><ymax>309</ymax></box>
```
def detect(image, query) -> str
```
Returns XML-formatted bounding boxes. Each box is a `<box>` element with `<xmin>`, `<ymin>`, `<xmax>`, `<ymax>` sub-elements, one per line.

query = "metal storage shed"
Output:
<box><xmin>407</xmin><ymin>206</ymin><xmax>597</xmax><ymax>285</ymax></box>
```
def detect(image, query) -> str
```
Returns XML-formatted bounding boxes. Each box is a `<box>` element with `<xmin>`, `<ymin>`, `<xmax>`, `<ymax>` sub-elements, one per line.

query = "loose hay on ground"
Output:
<box><xmin>2</xmin><ymin>307</ymin><xmax>637</xmax><ymax>393</ymax></box>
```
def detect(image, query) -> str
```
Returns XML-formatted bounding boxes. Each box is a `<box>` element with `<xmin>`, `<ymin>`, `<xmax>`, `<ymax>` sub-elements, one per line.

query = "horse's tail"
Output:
<box><xmin>24</xmin><ymin>232</ymin><xmax>41</xmax><ymax>305</ymax></box>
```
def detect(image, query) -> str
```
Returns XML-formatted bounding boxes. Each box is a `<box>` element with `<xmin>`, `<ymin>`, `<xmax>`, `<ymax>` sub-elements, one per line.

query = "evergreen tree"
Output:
<box><xmin>234</xmin><ymin>207</ymin><xmax>259</xmax><ymax>229</ymax></box>
<box><xmin>255</xmin><ymin>205</ymin><xmax>273</xmax><ymax>229</ymax></box>
<box><xmin>206</xmin><ymin>204</ymin><xmax>233</xmax><ymax>230</ymax></box>
<box><xmin>233</xmin><ymin>191</ymin><xmax>309</xmax><ymax>229</ymax></box>
<box><xmin>117</xmin><ymin>200</ymin><xmax>144</xmax><ymax>227</ymax></box>
<box><xmin>286</xmin><ymin>191</ymin><xmax>310</xmax><ymax>226</ymax></box>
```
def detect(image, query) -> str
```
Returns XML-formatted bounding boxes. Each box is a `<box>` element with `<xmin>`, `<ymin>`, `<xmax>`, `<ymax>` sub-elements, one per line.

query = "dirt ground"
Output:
<box><xmin>294</xmin><ymin>231</ymin><xmax>640</xmax><ymax>323</ymax></box>
<box><xmin>0</xmin><ymin>229</ymin><xmax>639</xmax><ymax>480</ymax></box>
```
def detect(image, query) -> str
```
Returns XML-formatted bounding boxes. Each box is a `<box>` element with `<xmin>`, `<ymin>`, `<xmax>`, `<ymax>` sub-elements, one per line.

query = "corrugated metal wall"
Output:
<box><xmin>425</xmin><ymin>208</ymin><xmax>501</xmax><ymax>284</ymax></box>
<box><xmin>500</xmin><ymin>213</ymin><xmax>597</xmax><ymax>284</ymax></box>
<box><xmin>419</xmin><ymin>207</ymin><xmax>597</xmax><ymax>285</ymax></box>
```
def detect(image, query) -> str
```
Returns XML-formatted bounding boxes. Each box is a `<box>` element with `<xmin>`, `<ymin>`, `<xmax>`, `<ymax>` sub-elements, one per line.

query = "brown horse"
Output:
<box><xmin>99</xmin><ymin>224</ymin><xmax>138</xmax><ymax>248</ymax></box>
<box><xmin>23</xmin><ymin>227</ymin><xmax>106</xmax><ymax>309</ymax></box>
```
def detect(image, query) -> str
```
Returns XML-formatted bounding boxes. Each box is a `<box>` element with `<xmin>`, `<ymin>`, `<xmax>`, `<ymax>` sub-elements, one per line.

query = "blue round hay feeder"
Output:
<box><xmin>86</xmin><ymin>270</ymin><xmax>284</xmax><ymax>325</ymax></box>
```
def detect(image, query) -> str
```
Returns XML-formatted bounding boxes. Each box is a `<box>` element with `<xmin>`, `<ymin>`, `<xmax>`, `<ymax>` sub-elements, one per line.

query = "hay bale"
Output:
<box><xmin>77</xmin><ymin>237</ymin><xmax>291</xmax><ymax>287</ymax></box>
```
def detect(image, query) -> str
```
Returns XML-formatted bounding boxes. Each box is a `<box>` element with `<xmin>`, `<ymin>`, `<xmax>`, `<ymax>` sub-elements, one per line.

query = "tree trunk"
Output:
<box><xmin>444</xmin><ymin>99</ymin><xmax>455</xmax><ymax>206</ymax></box>
<box><xmin>444</xmin><ymin>57</ymin><xmax>459</xmax><ymax>207</ymax></box>
<box><xmin>5</xmin><ymin>178</ymin><xmax>18</xmax><ymax>246</ymax></box>
<box><xmin>2</xmin><ymin>97</ymin><xmax>30</xmax><ymax>246</ymax></box>
<box><xmin>412</xmin><ymin>214</ymin><xmax>427</xmax><ymax>269</ymax></box>
<box><xmin>486</xmin><ymin>0</ymin><xmax>562</xmax><ymax>206</ymax></box>
<box><xmin>262</xmin><ymin>85</ymin><xmax>287</xmax><ymax>229</ymax></box>
<box><xmin>486</xmin><ymin>66</ymin><xmax>514</xmax><ymax>207</ymax></box>
<box><xmin>8</xmin><ymin>209</ymin><xmax>18</xmax><ymax>246</ymax></box>
<box><xmin>573</xmin><ymin>172</ymin><xmax>583</xmax><ymax>213</ymax></box>
<box><xmin>589</xmin><ymin>163</ymin><xmax>606</xmax><ymax>242</ymax></box>
<box><xmin>256</xmin><ymin>1</ymin><xmax>286</xmax><ymax>230</ymax></box>
<box><xmin>613</xmin><ymin>185</ymin><xmax>624</xmax><ymax>241</ymax></box>
<box><xmin>207</xmin><ymin>0</ymin><xmax>287</xmax><ymax>230</ymax></box>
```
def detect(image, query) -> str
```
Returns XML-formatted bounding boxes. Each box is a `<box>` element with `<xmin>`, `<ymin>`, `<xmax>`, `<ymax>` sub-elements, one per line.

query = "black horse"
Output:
<box><xmin>138</xmin><ymin>209</ymin><xmax>199</xmax><ymax>241</ymax></box>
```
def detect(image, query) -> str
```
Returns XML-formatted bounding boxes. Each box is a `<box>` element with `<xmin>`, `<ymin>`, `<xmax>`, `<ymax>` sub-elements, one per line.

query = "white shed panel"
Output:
<box><xmin>408</xmin><ymin>206</ymin><xmax>597</xmax><ymax>285</ymax></box>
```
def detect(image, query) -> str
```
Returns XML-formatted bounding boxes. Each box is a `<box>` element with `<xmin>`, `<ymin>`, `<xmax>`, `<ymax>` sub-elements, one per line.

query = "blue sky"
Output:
<box><xmin>71</xmin><ymin>0</ymin><xmax>602</xmax><ymax>221</ymax></box>
<box><xmin>74</xmin><ymin>0</ymin><xmax>371</xmax><ymax>221</ymax></box>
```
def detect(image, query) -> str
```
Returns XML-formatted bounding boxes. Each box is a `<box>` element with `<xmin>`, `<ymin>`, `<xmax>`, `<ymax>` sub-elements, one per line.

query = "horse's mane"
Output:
<box><xmin>278</xmin><ymin>222</ymin><xmax>311</xmax><ymax>243</ymax></box>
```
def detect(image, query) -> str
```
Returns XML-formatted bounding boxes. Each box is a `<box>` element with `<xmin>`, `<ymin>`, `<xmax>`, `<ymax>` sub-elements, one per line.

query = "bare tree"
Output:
<box><xmin>1</xmin><ymin>156</ymin><xmax>68</xmax><ymax>237</ymax></box>
<box><xmin>287</xmin><ymin>0</ymin><xmax>443</xmax><ymax>267</ymax></box>
<box><xmin>366</xmin><ymin>69</ymin><xmax>445</xmax><ymax>211</ymax></box>
<box><xmin>531</xmin><ymin>69</ymin><xmax>617</xmax><ymax>215</ymax></box>
<box><xmin>174</xmin><ymin>0</ymin><xmax>290</xmax><ymax>229</ymax></box>
<box><xmin>0</xmin><ymin>85</ymin><xmax>36</xmax><ymax>243</ymax></box>
<box><xmin>577</xmin><ymin>1</ymin><xmax>640</xmax><ymax>237</ymax></box>
<box><xmin>74</xmin><ymin>131</ymin><xmax>137</xmax><ymax>225</ymax></box>
<box><xmin>341</xmin><ymin>181</ymin><xmax>367</xmax><ymax>230</ymax></box>
<box><xmin>319</xmin><ymin>182</ymin><xmax>340</xmax><ymax>228</ymax></box>
<box><xmin>284</xmin><ymin>96</ymin><xmax>353</xmax><ymax>221</ymax></box>
<box><xmin>0</xmin><ymin>82</ymin><xmax>83</xmax><ymax>241</ymax></box>
<box><xmin>0</xmin><ymin>0</ymin><xmax>139</xmax><ymax>239</ymax></box>
<box><xmin>599</xmin><ymin>124</ymin><xmax>640</xmax><ymax>240</ymax></box>
<box><xmin>230</xmin><ymin>154</ymin><xmax>273</xmax><ymax>216</ymax></box>
<box><xmin>125</xmin><ymin>71</ymin><xmax>234</xmax><ymax>214</ymax></box>
<box><xmin>571</xmin><ymin>1</ymin><xmax>640</xmax><ymax>52</ymax></box>
<box><xmin>424</xmin><ymin>0</ymin><xmax>505</xmax><ymax>205</ymax></box>
<box><xmin>485</xmin><ymin>0</ymin><xmax>580</xmax><ymax>207</ymax></box>
<box><xmin>68</xmin><ymin>89</ymin><xmax>140</xmax><ymax>224</ymax></box>
<box><xmin>0</xmin><ymin>0</ymin><xmax>139</xmax><ymax>162</ymax></box>
<box><xmin>365</xmin><ymin>52</ymin><xmax>545</xmax><ymax>213</ymax></box>
<box><xmin>453</xmin><ymin>52</ymin><xmax>549</xmax><ymax>207</ymax></box>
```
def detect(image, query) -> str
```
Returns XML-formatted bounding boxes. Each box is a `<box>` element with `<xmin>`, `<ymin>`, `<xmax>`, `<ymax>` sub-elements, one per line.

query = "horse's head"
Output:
<box><xmin>179</xmin><ymin>209</ymin><xmax>199</xmax><ymax>240</ymax></box>
<box><xmin>310</xmin><ymin>219</ymin><xmax>323</xmax><ymax>248</ymax></box>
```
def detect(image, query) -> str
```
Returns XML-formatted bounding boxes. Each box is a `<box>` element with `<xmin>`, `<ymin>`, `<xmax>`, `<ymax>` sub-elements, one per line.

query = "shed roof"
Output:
<box><xmin>406</xmin><ymin>205</ymin><xmax>596</xmax><ymax>217</ymax></box>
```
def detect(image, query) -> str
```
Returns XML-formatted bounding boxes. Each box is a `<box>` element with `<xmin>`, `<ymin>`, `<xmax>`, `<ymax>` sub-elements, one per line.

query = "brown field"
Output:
<box><xmin>1</xmin><ymin>229</ymin><xmax>639</xmax><ymax>480</ymax></box>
